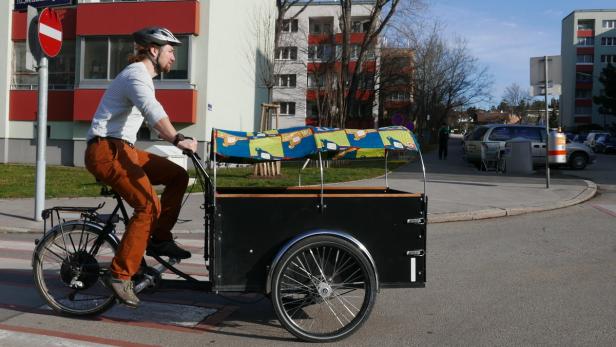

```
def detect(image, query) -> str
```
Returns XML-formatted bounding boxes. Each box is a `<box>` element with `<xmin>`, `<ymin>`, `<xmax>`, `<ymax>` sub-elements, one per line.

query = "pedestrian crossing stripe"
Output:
<box><xmin>592</xmin><ymin>204</ymin><xmax>616</xmax><ymax>217</ymax></box>
<box><xmin>0</xmin><ymin>240</ymin><xmax>206</xmax><ymax>266</ymax></box>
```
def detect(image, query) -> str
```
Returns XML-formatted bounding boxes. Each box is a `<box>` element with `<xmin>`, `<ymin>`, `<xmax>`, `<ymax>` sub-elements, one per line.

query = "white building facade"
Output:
<box><xmin>273</xmin><ymin>0</ymin><xmax>378</xmax><ymax>129</ymax></box>
<box><xmin>0</xmin><ymin>0</ymin><xmax>274</xmax><ymax>166</ymax></box>
<box><xmin>561</xmin><ymin>9</ymin><xmax>616</xmax><ymax>128</ymax></box>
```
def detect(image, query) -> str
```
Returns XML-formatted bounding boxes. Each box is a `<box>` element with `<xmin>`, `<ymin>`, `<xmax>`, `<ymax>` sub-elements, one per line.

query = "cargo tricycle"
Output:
<box><xmin>32</xmin><ymin>126</ymin><xmax>427</xmax><ymax>342</ymax></box>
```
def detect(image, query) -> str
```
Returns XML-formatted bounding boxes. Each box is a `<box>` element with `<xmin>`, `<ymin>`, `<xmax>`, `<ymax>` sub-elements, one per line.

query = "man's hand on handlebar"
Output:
<box><xmin>177</xmin><ymin>138</ymin><xmax>198</xmax><ymax>153</ymax></box>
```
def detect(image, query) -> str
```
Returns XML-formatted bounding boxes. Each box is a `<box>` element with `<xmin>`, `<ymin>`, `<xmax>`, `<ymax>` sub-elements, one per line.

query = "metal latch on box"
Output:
<box><xmin>406</xmin><ymin>249</ymin><xmax>425</xmax><ymax>257</ymax></box>
<box><xmin>405</xmin><ymin>218</ymin><xmax>425</xmax><ymax>225</ymax></box>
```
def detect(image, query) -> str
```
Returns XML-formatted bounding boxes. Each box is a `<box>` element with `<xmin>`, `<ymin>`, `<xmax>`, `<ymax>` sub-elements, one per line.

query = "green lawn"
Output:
<box><xmin>0</xmin><ymin>159</ymin><xmax>408</xmax><ymax>199</ymax></box>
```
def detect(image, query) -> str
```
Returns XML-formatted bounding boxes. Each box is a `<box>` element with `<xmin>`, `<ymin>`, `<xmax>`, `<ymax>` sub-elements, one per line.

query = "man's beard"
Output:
<box><xmin>162</xmin><ymin>64</ymin><xmax>173</xmax><ymax>73</ymax></box>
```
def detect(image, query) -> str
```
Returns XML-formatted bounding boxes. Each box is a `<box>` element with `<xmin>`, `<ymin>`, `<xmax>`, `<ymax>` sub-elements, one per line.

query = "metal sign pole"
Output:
<box><xmin>544</xmin><ymin>56</ymin><xmax>550</xmax><ymax>189</ymax></box>
<box><xmin>35</xmin><ymin>56</ymin><xmax>48</xmax><ymax>221</ymax></box>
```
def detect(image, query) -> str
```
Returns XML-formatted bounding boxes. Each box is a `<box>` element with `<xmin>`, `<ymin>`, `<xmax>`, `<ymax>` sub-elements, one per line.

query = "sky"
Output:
<box><xmin>426</xmin><ymin>0</ymin><xmax>614</xmax><ymax>108</ymax></box>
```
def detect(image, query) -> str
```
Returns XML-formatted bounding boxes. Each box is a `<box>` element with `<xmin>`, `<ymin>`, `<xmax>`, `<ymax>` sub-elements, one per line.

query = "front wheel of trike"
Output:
<box><xmin>32</xmin><ymin>223</ymin><xmax>118</xmax><ymax>316</ymax></box>
<box><xmin>271</xmin><ymin>235</ymin><xmax>377</xmax><ymax>342</ymax></box>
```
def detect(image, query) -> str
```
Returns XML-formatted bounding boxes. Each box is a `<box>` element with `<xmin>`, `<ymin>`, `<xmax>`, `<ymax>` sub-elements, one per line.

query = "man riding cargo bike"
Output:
<box><xmin>84</xmin><ymin>27</ymin><xmax>196</xmax><ymax>307</ymax></box>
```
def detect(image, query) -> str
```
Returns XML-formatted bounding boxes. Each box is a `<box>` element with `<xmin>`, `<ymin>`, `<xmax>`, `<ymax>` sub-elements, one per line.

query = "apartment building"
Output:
<box><xmin>378</xmin><ymin>47</ymin><xmax>413</xmax><ymax>128</ymax></box>
<box><xmin>274</xmin><ymin>0</ymin><xmax>378</xmax><ymax>128</ymax></box>
<box><xmin>0</xmin><ymin>0</ymin><xmax>274</xmax><ymax>166</ymax></box>
<box><xmin>561</xmin><ymin>9</ymin><xmax>616</xmax><ymax>128</ymax></box>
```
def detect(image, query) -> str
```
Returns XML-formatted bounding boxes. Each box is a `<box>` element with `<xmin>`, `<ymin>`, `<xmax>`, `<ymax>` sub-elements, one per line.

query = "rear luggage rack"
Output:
<box><xmin>41</xmin><ymin>203</ymin><xmax>106</xmax><ymax>234</ymax></box>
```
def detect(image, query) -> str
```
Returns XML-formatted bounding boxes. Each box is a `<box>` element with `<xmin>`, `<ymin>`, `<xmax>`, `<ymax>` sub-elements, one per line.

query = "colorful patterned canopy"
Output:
<box><xmin>212</xmin><ymin>126</ymin><xmax>419</xmax><ymax>163</ymax></box>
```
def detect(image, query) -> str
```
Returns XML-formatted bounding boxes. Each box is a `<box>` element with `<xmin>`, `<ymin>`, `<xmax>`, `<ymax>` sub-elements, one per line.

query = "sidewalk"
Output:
<box><xmin>0</xmin><ymin>138</ymin><xmax>597</xmax><ymax>233</ymax></box>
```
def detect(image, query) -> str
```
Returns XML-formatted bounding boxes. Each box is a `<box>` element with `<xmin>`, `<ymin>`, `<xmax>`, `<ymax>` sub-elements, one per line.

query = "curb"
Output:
<box><xmin>428</xmin><ymin>180</ymin><xmax>598</xmax><ymax>223</ymax></box>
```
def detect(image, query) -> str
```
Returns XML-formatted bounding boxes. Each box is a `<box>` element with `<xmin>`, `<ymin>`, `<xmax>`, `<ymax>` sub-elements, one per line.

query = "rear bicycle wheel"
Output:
<box><xmin>271</xmin><ymin>235</ymin><xmax>377</xmax><ymax>342</ymax></box>
<box><xmin>32</xmin><ymin>223</ymin><xmax>118</xmax><ymax>316</ymax></box>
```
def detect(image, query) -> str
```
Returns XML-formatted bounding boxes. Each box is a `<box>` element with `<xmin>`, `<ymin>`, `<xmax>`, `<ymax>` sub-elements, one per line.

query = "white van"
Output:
<box><xmin>464</xmin><ymin>124</ymin><xmax>595</xmax><ymax>169</ymax></box>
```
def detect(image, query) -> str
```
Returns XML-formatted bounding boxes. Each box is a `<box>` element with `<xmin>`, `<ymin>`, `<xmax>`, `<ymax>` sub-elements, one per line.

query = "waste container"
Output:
<box><xmin>548</xmin><ymin>130</ymin><xmax>567</xmax><ymax>164</ymax></box>
<box><xmin>504</xmin><ymin>138</ymin><xmax>533</xmax><ymax>174</ymax></box>
<box><xmin>145</xmin><ymin>145</ymin><xmax>187</xmax><ymax>170</ymax></box>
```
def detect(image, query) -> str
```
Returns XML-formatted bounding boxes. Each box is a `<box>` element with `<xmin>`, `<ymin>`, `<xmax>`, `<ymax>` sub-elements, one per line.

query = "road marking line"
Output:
<box><xmin>0</xmin><ymin>239</ymin><xmax>206</xmax><ymax>263</ymax></box>
<box><xmin>0</xmin><ymin>323</ymin><xmax>156</xmax><ymax>347</ymax></box>
<box><xmin>592</xmin><ymin>204</ymin><xmax>616</xmax><ymax>217</ymax></box>
<box><xmin>0</xmin><ymin>329</ymin><xmax>110</xmax><ymax>347</ymax></box>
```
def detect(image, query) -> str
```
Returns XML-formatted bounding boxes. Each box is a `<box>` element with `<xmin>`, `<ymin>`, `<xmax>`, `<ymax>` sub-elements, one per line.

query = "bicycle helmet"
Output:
<box><xmin>133</xmin><ymin>27</ymin><xmax>182</xmax><ymax>47</ymax></box>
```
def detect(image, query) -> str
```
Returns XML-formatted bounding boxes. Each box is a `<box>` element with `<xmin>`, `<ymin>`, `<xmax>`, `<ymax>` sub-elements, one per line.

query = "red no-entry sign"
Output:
<box><xmin>38</xmin><ymin>8</ymin><xmax>63</xmax><ymax>58</ymax></box>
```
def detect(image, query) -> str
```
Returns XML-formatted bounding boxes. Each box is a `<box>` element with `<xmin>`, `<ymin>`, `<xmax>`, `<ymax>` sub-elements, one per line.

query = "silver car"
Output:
<box><xmin>464</xmin><ymin>124</ymin><xmax>595</xmax><ymax>170</ymax></box>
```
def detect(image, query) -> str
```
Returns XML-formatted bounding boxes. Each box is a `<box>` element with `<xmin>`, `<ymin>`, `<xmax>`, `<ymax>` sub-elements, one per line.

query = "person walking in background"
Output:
<box><xmin>438</xmin><ymin>122</ymin><xmax>450</xmax><ymax>160</ymax></box>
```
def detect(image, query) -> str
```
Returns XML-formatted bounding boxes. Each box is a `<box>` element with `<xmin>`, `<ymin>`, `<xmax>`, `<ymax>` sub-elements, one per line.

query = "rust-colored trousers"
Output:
<box><xmin>85</xmin><ymin>138</ymin><xmax>188</xmax><ymax>280</ymax></box>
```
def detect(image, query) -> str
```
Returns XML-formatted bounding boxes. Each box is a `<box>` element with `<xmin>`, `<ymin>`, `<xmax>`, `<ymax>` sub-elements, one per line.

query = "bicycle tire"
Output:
<box><xmin>32</xmin><ymin>222</ymin><xmax>118</xmax><ymax>316</ymax></box>
<box><xmin>271</xmin><ymin>235</ymin><xmax>377</xmax><ymax>342</ymax></box>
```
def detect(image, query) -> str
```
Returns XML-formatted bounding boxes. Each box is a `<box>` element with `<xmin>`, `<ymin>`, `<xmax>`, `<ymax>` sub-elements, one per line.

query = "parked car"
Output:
<box><xmin>571</xmin><ymin>134</ymin><xmax>587</xmax><ymax>143</ymax></box>
<box><xmin>584</xmin><ymin>132</ymin><xmax>610</xmax><ymax>151</ymax></box>
<box><xmin>464</xmin><ymin>124</ymin><xmax>596</xmax><ymax>170</ymax></box>
<box><xmin>594</xmin><ymin>135</ymin><xmax>616</xmax><ymax>154</ymax></box>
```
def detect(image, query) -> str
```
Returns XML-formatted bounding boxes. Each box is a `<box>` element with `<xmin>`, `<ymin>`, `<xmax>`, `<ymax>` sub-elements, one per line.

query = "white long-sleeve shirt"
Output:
<box><xmin>86</xmin><ymin>62</ymin><xmax>168</xmax><ymax>144</ymax></box>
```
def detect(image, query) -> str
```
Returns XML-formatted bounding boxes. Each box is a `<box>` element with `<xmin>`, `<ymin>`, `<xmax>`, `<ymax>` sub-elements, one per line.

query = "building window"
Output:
<box><xmin>601</xmin><ymin>37</ymin><xmax>616</xmax><ymax>46</ymax></box>
<box><xmin>308</xmin><ymin>73</ymin><xmax>336</xmax><ymax>88</ymax></box>
<box><xmin>351</xmin><ymin>19</ymin><xmax>371</xmax><ymax>33</ymax></box>
<box><xmin>282</xmin><ymin>19</ymin><xmax>299</xmax><ymax>33</ymax></box>
<box><xmin>309</xmin><ymin>20</ymin><xmax>333</xmax><ymax>34</ymax></box>
<box><xmin>308</xmin><ymin>74</ymin><xmax>322</xmax><ymax>88</ymax></box>
<box><xmin>603</xmin><ymin>20</ymin><xmax>616</xmax><ymax>29</ymax></box>
<box><xmin>576</xmin><ymin>54</ymin><xmax>594</xmax><ymax>63</ymax></box>
<box><xmin>577</xmin><ymin>20</ymin><xmax>593</xmax><ymax>30</ymax></box>
<box><xmin>600</xmin><ymin>55</ymin><xmax>616</xmax><ymax>63</ymax></box>
<box><xmin>351</xmin><ymin>45</ymin><xmax>361</xmax><ymax>60</ymax></box>
<box><xmin>387</xmin><ymin>91</ymin><xmax>410</xmax><ymax>101</ymax></box>
<box><xmin>576</xmin><ymin>72</ymin><xmax>593</xmax><ymax>83</ymax></box>
<box><xmin>575</xmin><ymin>106</ymin><xmax>592</xmax><ymax>114</ymax></box>
<box><xmin>359</xmin><ymin>73</ymin><xmax>375</xmax><ymax>89</ymax></box>
<box><xmin>575</xmin><ymin>89</ymin><xmax>592</xmax><ymax>99</ymax></box>
<box><xmin>307</xmin><ymin>101</ymin><xmax>319</xmax><ymax>118</ymax></box>
<box><xmin>11</xmin><ymin>41</ymin><xmax>76</xmax><ymax>90</ymax></box>
<box><xmin>277</xmin><ymin>102</ymin><xmax>296</xmax><ymax>116</ymax></box>
<box><xmin>577</xmin><ymin>37</ymin><xmax>594</xmax><ymax>46</ymax></box>
<box><xmin>275</xmin><ymin>74</ymin><xmax>296</xmax><ymax>87</ymax></box>
<box><xmin>276</xmin><ymin>47</ymin><xmax>298</xmax><ymax>60</ymax></box>
<box><xmin>83</xmin><ymin>36</ymin><xmax>189</xmax><ymax>81</ymax></box>
<box><xmin>308</xmin><ymin>44</ymin><xmax>333</xmax><ymax>61</ymax></box>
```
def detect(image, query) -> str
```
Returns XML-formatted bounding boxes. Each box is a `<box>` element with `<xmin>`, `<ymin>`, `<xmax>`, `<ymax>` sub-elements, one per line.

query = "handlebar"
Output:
<box><xmin>183</xmin><ymin>150</ymin><xmax>201</xmax><ymax>161</ymax></box>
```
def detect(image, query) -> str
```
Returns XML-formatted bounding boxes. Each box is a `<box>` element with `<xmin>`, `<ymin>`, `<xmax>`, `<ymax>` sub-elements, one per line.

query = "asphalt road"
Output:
<box><xmin>1</xmin><ymin>188</ymin><xmax>615</xmax><ymax>346</ymax></box>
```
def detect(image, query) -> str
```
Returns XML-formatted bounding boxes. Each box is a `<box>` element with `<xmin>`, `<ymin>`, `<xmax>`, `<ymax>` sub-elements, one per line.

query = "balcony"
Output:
<box><xmin>73</xmin><ymin>89</ymin><xmax>197</xmax><ymax>123</ymax></box>
<box><xmin>306</xmin><ymin>89</ymin><xmax>374</xmax><ymax>102</ymax></box>
<box><xmin>575</xmin><ymin>99</ymin><xmax>593</xmax><ymax>107</ymax></box>
<box><xmin>575</xmin><ymin>82</ymin><xmax>593</xmax><ymax>90</ymax></box>
<box><xmin>576</xmin><ymin>65</ymin><xmax>593</xmax><ymax>72</ymax></box>
<box><xmin>76</xmin><ymin>0</ymin><xmax>200</xmax><ymax>36</ymax></box>
<box><xmin>576</xmin><ymin>47</ymin><xmax>594</xmax><ymax>55</ymax></box>
<box><xmin>574</xmin><ymin>116</ymin><xmax>592</xmax><ymax>124</ymax></box>
<box><xmin>334</xmin><ymin>32</ymin><xmax>367</xmax><ymax>45</ymax></box>
<box><xmin>576</xmin><ymin>29</ymin><xmax>594</xmax><ymax>38</ymax></box>
<box><xmin>308</xmin><ymin>34</ymin><xmax>333</xmax><ymax>45</ymax></box>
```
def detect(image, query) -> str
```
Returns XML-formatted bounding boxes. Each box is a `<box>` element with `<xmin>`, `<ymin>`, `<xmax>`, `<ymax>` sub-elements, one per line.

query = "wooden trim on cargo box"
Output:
<box><xmin>286</xmin><ymin>186</ymin><xmax>388</xmax><ymax>191</ymax></box>
<box><xmin>216</xmin><ymin>193</ymin><xmax>422</xmax><ymax>198</ymax></box>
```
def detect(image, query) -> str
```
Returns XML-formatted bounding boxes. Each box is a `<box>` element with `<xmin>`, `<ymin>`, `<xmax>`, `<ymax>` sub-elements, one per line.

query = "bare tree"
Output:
<box><xmin>502</xmin><ymin>82</ymin><xmax>531</xmax><ymax>123</ymax></box>
<box><xmin>336</xmin><ymin>0</ymin><xmax>403</xmax><ymax>127</ymax></box>
<box><xmin>383</xmin><ymin>18</ymin><xmax>493</xmax><ymax>141</ymax></box>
